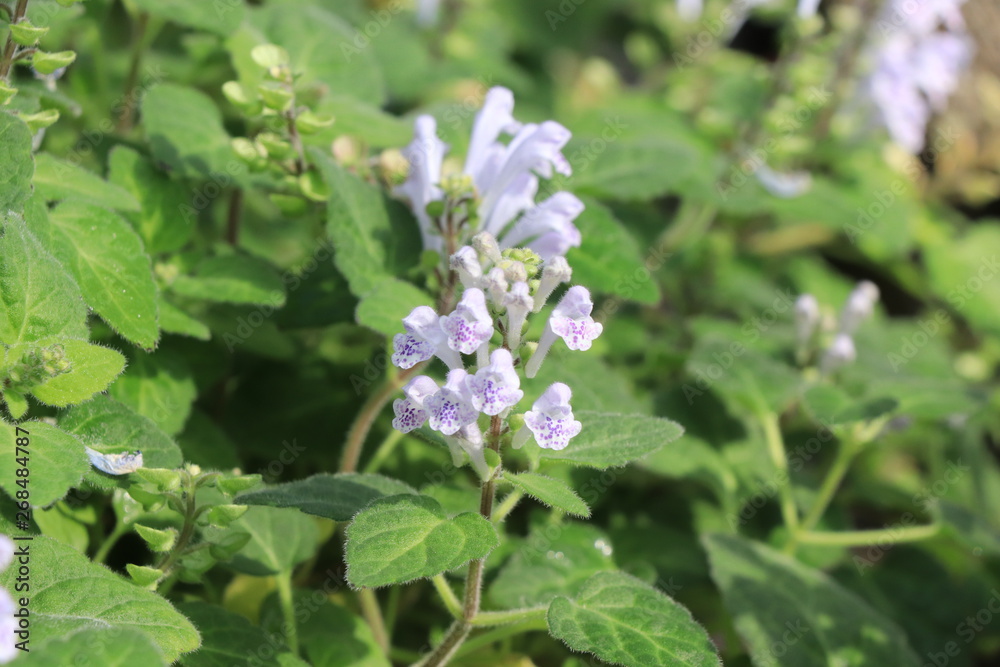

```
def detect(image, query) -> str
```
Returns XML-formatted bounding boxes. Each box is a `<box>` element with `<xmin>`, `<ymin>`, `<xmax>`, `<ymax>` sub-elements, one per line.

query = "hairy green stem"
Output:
<box><xmin>358</xmin><ymin>588</ymin><xmax>390</xmax><ymax>655</ymax></box>
<box><xmin>470</xmin><ymin>605</ymin><xmax>547</xmax><ymax>627</ymax></box>
<box><xmin>362</xmin><ymin>429</ymin><xmax>404</xmax><ymax>474</ymax></box>
<box><xmin>795</xmin><ymin>524</ymin><xmax>940</xmax><ymax>547</ymax></box>
<box><xmin>0</xmin><ymin>0</ymin><xmax>29</xmax><ymax>81</ymax></box>
<box><xmin>799</xmin><ymin>435</ymin><xmax>860</xmax><ymax>535</ymax></box>
<box><xmin>93</xmin><ymin>520</ymin><xmax>132</xmax><ymax>564</ymax></box>
<box><xmin>116</xmin><ymin>11</ymin><xmax>149</xmax><ymax>133</ymax></box>
<box><xmin>453</xmin><ymin>618</ymin><xmax>548</xmax><ymax>659</ymax></box>
<box><xmin>339</xmin><ymin>364</ymin><xmax>423</xmax><ymax>473</ymax></box>
<box><xmin>760</xmin><ymin>411</ymin><xmax>799</xmax><ymax>531</ymax></box>
<box><xmin>431</xmin><ymin>575</ymin><xmax>463</xmax><ymax>620</ymax></box>
<box><xmin>275</xmin><ymin>569</ymin><xmax>299</xmax><ymax>656</ymax></box>
<box><xmin>491</xmin><ymin>490</ymin><xmax>523</xmax><ymax>524</ymax></box>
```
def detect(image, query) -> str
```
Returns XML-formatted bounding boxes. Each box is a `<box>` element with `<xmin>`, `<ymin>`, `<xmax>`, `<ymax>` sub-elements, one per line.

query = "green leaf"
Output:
<box><xmin>158</xmin><ymin>298</ymin><xmax>211</xmax><ymax>340</ymax></box>
<box><xmin>108</xmin><ymin>145</ymin><xmax>194</xmax><ymax>254</ymax></box>
<box><xmin>142</xmin><ymin>83</ymin><xmax>243</xmax><ymax>181</ymax></box>
<box><xmin>59</xmin><ymin>394</ymin><xmax>183</xmax><ymax>488</ymax></box>
<box><xmin>18</xmin><ymin>337</ymin><xmax>126</xmax><ymax>407</ymax></box>
<box><xmin>539</xmin><ymin>412</ymin><xmax>684</xmax><ymax>469</ymax></box>
<box><xmin>108</xmin><ymin>347</ymin><xmax>197</xmax><ymax>436</ymax></box>
<box><xmin>177</xmin><ymin>601</ymin><xmax>293</xmax><ymax>667</ymax></box>
<box><xmin>802</xmin><ymin>386</ymin><xmax>898</xmax><ymax>426</ymax></box>
<box><xmin>48</xmin><ymin>201</ymin><xmax>160</xmax><ymax>348</ymax></box>
<box><xmin>289</xmin><ymin>593</ymin><xmax>391</xmax><ymax>667</ymax></box>
<box><xmin>0</xmin><ymin>535</ymin><xmax>200</xmax><ymax>661</ymax></box>
<box><xmin>129</xmin><ymin>0</ymin><xmax>244</xmax><ymax>35</ymax></box>
<box><xmin>504</xmin><ymin>471</ymin><xmax>590</xmax><ymax>517</ymax></box>
<box><xmin>17</xmin><ymin>627</ymin><xmax>168</xmax><ymax>666</ymax></box>
<box><xmin>0</xmin><ymin>420</ymin><xmax>88</xmax><ymax>506</ymax></box>
<box><xmin>490</xmin><ymin>522</ymin><xmax>616</xmax><ymax>609</ymax></box>
<box><xmin>345</xmin><ymin>494</ymin><xmax>498</xmax><ymax>588</ymax></box>
<box><xmin>355</xmin><ymin>278</ymin><xmax>433</xmax><ymax>336</ymax></box>
<box><xmin>32</xmin><ymin>153</ymin><xmax>140</xmax><ymax>211</ymax></box>
<box><xmin>235</xmin><ymin>472</ymin><xmax>418</xmax><ymax>522</ymax></box>
<box><xmin>0</xmin><ymin>211</ymin><xmax>88</xmax><ymax>346</ymax></box>
<box><xmin>251</xmin><ymin>4</ymin><xmax>385</xmax><ymax>106</ymax></box>
<box><xmin>0</xmin><ymin>112</ymin><xmax>33</xmax><ymax>214</ymax></box>
<box><xmin>703</xmin><ymin>533</ymin><xmax>922</xmax><ymax>667</ymax></box>
<box><xmin>934</xmin><ymin>500</ymin><xmax>1000</xmax><ymax>556</ymax></box>
<box><xmin>640</xmin><ymin>434</ymin><xmax>737</xmax><ymax>500</ymax></box>
<box><xmin>567</xmin><ymin>199</ymin><xmax>659</xmax><ymax>304</ymax></box>
<box><xmin>222</xmin><ymin>505</ymin><xmax>320</xmax><ymax>576</ymax></box>
<box><xmin>314</xmin><ymin>150</ymin><xmax>421</xmax><ymax>297</ymax></box>
<box><xmin>547</xmin><ymin>571</ymin><xmax>721</xmax><ymax>667</ymax></box>
<box><xmin>171</xmin><ymin>255</ymin><xmax>286</xmax><ymax>306</ymax></box>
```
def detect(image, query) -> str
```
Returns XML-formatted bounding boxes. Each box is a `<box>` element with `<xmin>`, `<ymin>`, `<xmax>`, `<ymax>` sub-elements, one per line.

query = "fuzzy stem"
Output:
<box><xmin>470</xmin><ymin>605</ymin><xmax>547</xmax><ymax>627</ymax></box>
<box><xmin>275</xmin><ymin>569</ymin><xmax>299</xmax><ymax>655</ymax></box>
<box><xmin>453</xmin><ymin>618</ymin><xmax>548</xmax><ymax>659</ymax></box>
<box><xmin>491</xmin><ymin>489</ymin><xmax>523</xmax><ymax>524</ymax></box>
<box><xmin>0</xmin><ymin>0</ymin><xmax>29</xmax><ymax>81</ymax></box>
<box><xmin>760</xmin><ymin>411</ymin><xmax>799</xmax><ymax>531</ymax></box>
<box><xmin>362</xmin><ymin>428</ymin><xmax>405</xmax><ymax>474</ymax></box>
<box><xmin>339</xmin><ymin>364</ymin><xmax>423</xmax><ymax>473</ymax></box>
<box><xmin>432</xmin><ymin>574</ymin><xmax>463</xmax><ymax>620</ymax></box>
<box><xmin>795</xmin><ymin>524</ymin><xmax>940</xmax><ymax>547</ymax></box>
<box><xmin>358</xmin><ymin>588</ymin><xmax>390</xmax><ymax>655</ymax></box>
<box><xmin>116</xmin><ymin>11</ymin><xmax>149</xmax><ymax>133</ymax></box>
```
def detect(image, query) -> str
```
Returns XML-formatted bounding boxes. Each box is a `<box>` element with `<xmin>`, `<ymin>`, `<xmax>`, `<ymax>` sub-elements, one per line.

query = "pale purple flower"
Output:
<box><xmin>755</xmin><ymin>164</ymin><xmax>812</xmax><ymax>199</ymax></box>
<box><xmin>838</xmin><ymin>281</ymin><xmax>879</xmax><ymax>335</ymax></box>
<box><xmin>513</xmin><ymin>383</ymin><xmax>581</xmax><ymax>451</ymax></box>
<box><xmin>821</xmin><ymin>333</ymin><xmax>856</xmax><ymax>374</ymax></box>
<box><xmin>450</xmin><ymin>246</ymin><xmax>482</xmax><ymax>289</ymax></box>
<box><xmin>525</xmin><ymin>286</ymin><xmax>602</xmax><ymax>378</ymax></box>
<box><xmin>533</xmin><ymin>256</ymin><xmax>573</xmax><ymax>312</ymax></box>
<box><xmin>396</xmin><ymin>115</ymin><xmax>446</xmax><ymax>253</ymax></box>
<box><xmin>425</xmin><ymin>369</ymin><xmax>479</xmax><ymax>435</ymax></box>
<box><xmin>440</xmin><ymin>288</ymin><xmax>493</xmax><ymax>355</ymax></box>
<box><xmin>464</xmin><ymin>87</ymin><xmax>522</xmax><ymax>187</ymax></box>
<box><xmin>483</xmin><ymin>267</ymin><xmax>508</xmax><ymax>305</ymax></box>
<box><xmin>498</xmin><ymin>192</ymin><xmax>583</xmax><ymax>260</ymax></box>
<box><xmin>482</xmin><ymin>172</ymin><xmax>538</xmax><ymax>239</ymax></box>
<box><xmin>479</xmin><ymin>122</ymin><xmax>572</xmax><ymax>218</ymax></box>
<box><xmin>794</xmin><ymin>294</ymin><xmax>820</xmax><ymax>346</ymax></box>
<box><xmin>468</xmin><ymin>349</ymin><xmax>524</xmax><ymax>415</ymax></box>
<box><xmin>797</xmin><ymin>0</ymin><xmax>821</xmax><ymax>19</ymax></box>
<box><xmin>392</xmin><ymin>375</ymin><xmax>439</xmax><ymax>433</ymax></box>
<box><xmin>446</xmin><ymin>423</ymin><xmax>490</xmax><ymax>479</ymax></box>
<box><xmin>392</xmin><ymin>306</ymin><xmax>463</xmax><ymax>370</ymax></box>
<box><xmin>504</xmin><ymin>281</ymin><xmax>533</xmax><ymax>349</ymax></box>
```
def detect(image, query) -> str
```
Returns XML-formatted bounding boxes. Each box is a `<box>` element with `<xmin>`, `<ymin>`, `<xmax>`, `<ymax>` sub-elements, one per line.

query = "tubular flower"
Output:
<box><xmin>513</xmin><ymin>383</ymin><xmax>582</xmax><ymax>451</ymax></box>
<box><xmin>425</xmin><ymin>369</ymin><xmax>479</xmax><ymax>435</ymax></box>
<box><xmin>526</xmin><ymin>286</ymin><xmax>603</xmax><ymax>378</ymax></box>
<box><xmin>392</xmin><ymin>306</ymin><xmax>463</xmax><ymax>370</ymax></box>
<box><xmin>469</xmin><ymin>349</ymin><xmax>523</xmax><ymax>415</ymax></box>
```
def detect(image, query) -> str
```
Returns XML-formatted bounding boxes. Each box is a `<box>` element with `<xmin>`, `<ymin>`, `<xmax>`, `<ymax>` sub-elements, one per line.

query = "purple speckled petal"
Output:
<box><xmin>392</xmin><ymin>398</ymin><xmax>428</xmax><ymax>433</ymax></box>
<box><xmin>392</xmin><ymin>333</ymin><xmax>435</xmax><ymax>369</ymax></box>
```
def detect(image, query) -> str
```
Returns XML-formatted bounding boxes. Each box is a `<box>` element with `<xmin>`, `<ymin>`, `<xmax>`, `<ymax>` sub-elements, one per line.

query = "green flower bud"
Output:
<box><xmin>250</xmin><ymin>44</ymin><xmax>290</xmax><ymax>69</ymax></box>
<box><xmin>0</xmin><ymin>83</ymin><xmax>18</xmax><ymax>105</ymax></box>
<box><xmin>256</xmin><ymin>132</ymin><xmax>293</xmax><ymax>160</ymax></box>
<box><xmin>299</xmin><ymin>170</ymin><xmax>330</xmax><ymax>202</ymax></box>
<box><xmin>270</xmin><ymin>193</ymin><xmax>309</xmax><ymax>216</ymax></box>
<box><xmin>257</xmin><ymin>84</ymin><xmax>293</xmax><ymax>112</ymax></box>
<box><xmin>209</xmin><ymin>531</ymin><xmax>252</xmax><ymax>561</ymax></box>
<box><xmin>31</xmin><ymin>50</ymin><xmax>76</xmax><ymax>75</ymax></box>
<box><xmin>295</xmin><ymin>110</ymin><xmax>335</xmax><ymax>134</ymax></box>
<box><xmin>19</xmin><ymin>109</ymin><xmax>60</xmax><ymax>133</ymax></box>
<box><xmin>204</xmin><ymin>504</ymin><xmax>249</xmax><ymax>528</ymax></box>
<box><xmin>134</xmin><ymin>468</ymin><xmax>183</xmax><ymax>492</ymax></box>
<box><xmin>216</xmin><ymin>474</ymin><xmax>263</xmax><ymax>495</ymax></box>
<box><xmin>222</xmin><ymin>81</ymin><xmax>262</xmax><ymax>115</ymax></box>
<box><xmin>134</xmin><ymin>524</ymin><xmax>177</xmax><ymax>553</ymax></box>
<box><xmin>126</xmin><ymin>564</ymin><xmax>163</xmax><ymax>587</ymax></box>
<box><xmin>10</xmin><ymin>22</ymin><xmax>49</xmax><ymax>47</ymax></box>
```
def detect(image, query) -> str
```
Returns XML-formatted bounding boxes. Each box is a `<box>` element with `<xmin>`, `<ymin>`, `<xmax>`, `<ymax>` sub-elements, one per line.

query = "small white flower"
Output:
<box><xmin>838</xmin><ymin>281</ymin><xmax>879</xmax><ymax>335</ymax></box>
<box><xmin>450</xmin><ymin>246</ymin><xmax>482</xmax><ymax>289</ymax></box>
<box><xmin>795</xmin><ymin>294</ymin><xmax>820</xmax><ymax>346</ymax></box>
<box><xmin>425</xmin><ymin>369</ymin><xmax>479</xmax><ymax>435</ymax></box>
<box><xmin>396</xmin><ymin>115</ymin><xmax>447</xmax><ymax>253</ymax></box>
<box><xmin>85</xmin><ymin>447</ymin><xmax>143</xmax><ymax>475</ymax></box>
<box><xmin>392</xmin><ymin>306</ymin><xmax>462</xmax><ymax>370</ymax></box>
<box><xmin>439</xmin><ymin>288</ymin><xmax>493</xmax><ymax>355</ymax></box>
<box><xmin>797</xmin><ymin>0</ymin><xmax>821</xmax><ymax>19</ymax></box>
<box><xmin>504</xmin><ymin>281</ymin><xmax>533</xmax><ymax>349</ymax></box>
<box><xmin>513</xmin><ymin>383</ymin><xmax>582</xmax><ymax>451</ymax></box>
<box><xmin>821</xmin><ymin>333</ymin><xmax>856</xmax><ymax>374</ymax></box>
<box><xmin>483</xmin><ymin>267</ymin><xmax>508</xmax><ymax>305</ymax></box>
<box><xmin>498</xmin><ymin>192</ymin><xmax>583</xmax><ymax>260</ymax></box>
<box><xmin>526</xmin><ymin>286</ymin><xmax>603</xmax><ymax>378</ymax></box>
<box><xmin>391</xmin><ymin>375</ymin><xmax>440</xmax><ymax>433</ymax></box>
<box><xmin>468</xmin><ymin>349</ymin><xmax>524</xmax><ymax>415</ymax></box>
<box><xmin>533</xmin><ymin>255</ymin><xmax>573</xmax><ymax>312</ymax></box>
<box><xmin>471</xmin><ymin>231</ymin><xmax>502</xmax><ymax>265</ymax></box>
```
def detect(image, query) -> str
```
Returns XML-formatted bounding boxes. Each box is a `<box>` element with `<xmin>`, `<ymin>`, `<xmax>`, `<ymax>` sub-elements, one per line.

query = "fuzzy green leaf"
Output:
<box><xmin>703</xmin><ymin>533</ymin><xmax>922</xmax><ymax>667</ymax></box>
<box><xmin>235</xmin><ymin>472</ymin><xmax>418</xmax><ymax>522</ymax></box>
<box><xmin>17</xmin><ymin>627</ymin><xmax>168</xmax><ymax>666</ymax></box>
<box><xmin>539</xmin><ymin>412</ymin><xmax>684</xmax><ymax>469</ymax></box>
<box><xmin>0</xmin><ymin>535</ymin><xmax>200</xmax><ymax>661</ymax></box>
<box><xmin>171</xmin><ymin>255</ymin><xmax>286</xmax><ymax>306</ymax></box>
<box><xmin>0</xmin><ymin>211</ymin><xmax>88</xmax><ymax>346</ymax></box>
<box><xmin>345</xmin><ymin>494</ymin><xmax>498</xmax><ymax>588</ymax></box>
<box><xmin>177</xmin><ymin>601</ymin><xmax>294</xmax><ymax>667</ymax></box>
<box><xmin>222</xmin><ymin>505</ymin><xmax>320</xmax><ymax>576</ymax></box>
<box><xmin>504</xmin><ymin>471</ymin><xmax>590</xmax><ymax>517</ymax></box>
<box><xmin>108</xmin><ymin>348</ymin><xmax>197</xmax><ymax>436</ymax></box>
<box><xmin>547</xmin><ymin>571</ymin><xmax>721</xmax><ymax>667</ymax></box>
<box><xmin>157</xmin><ymin>298</ymin><xmax>211</xmax><ymax>340</ymax></box>
<box><xmin>33</xmin><ymin>153</ymin><xmax>140</xmax><ymax>211</ymax></box>
<box><xmin>355</xmin><ymin>278</ymin><xmax>433</xmax><ymax>337</ymax></box>
<box><xmin>0</xmin><ymin>112</ymin><xmax>33</xmax><ymax>214</ymax></box>
<box><xmin>0</xmin><ymin>419</ymin><xmax>88</xmax><ymax>506</ymax></box>
<box><xmin>108</xmin><ymin>145</ymin><xmax>195</xmax><ymax>254</ymax></box>
<box><xmin>48</xmin><ymin>201</ymin><xmax>160</xmax><ymax>348</ymax></box>
<box><xmin>17</xmin><ymin>337</ymin><xmax>126</xmax><ymax>407</ymax></box>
